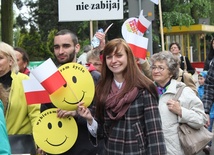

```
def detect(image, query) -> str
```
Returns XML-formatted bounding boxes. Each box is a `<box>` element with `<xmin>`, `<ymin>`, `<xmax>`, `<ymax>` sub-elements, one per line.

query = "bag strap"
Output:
<box><xmin>183</xmin><ymin>56</ymin><xmax>187</xmax><ymax>72</ymax></box>
<box><xmin>173</xmin><ymin>86</ymin><xmax>186</xmax><ymax>101</ymax></box>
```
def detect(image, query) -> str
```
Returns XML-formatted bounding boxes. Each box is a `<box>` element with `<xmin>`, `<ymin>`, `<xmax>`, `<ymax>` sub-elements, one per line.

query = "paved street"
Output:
<box><xmin>197</xmin><ymin>138</ymin><xmax>214</xmax><ymax>155</ymax></box>
<box><xmin>197</xmin><ymin>128</ymin><xmax>214</xmax><ymax>155</ymax></box>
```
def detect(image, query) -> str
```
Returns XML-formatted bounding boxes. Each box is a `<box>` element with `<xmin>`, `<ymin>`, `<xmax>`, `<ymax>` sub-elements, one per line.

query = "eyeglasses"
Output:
<box><xmin>92</xmin><ymin>63</ymin><xmax>102</xmax><ymax>66</ymax></box>
<box><xmin>151</xmin><ymin>66</ymin><xmax>167</xmax><ymax>72</ymax></box>
<box><xmin>86</xmin><ymin>63</ymin><xmax>102</xmax><ymax>67</ymax></box>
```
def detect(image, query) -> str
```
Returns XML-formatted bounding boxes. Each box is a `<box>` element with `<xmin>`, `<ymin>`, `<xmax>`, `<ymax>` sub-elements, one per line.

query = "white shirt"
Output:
<box><xmin>87</xmin><ymin>118</ymin><xmax>98</xmax><ymax>137</ymax></box>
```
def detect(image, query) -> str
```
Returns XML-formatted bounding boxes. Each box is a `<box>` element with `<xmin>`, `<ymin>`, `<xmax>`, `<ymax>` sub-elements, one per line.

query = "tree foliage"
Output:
<box><xmin>10</xmin><ymin>0</ymin><xmax>214</xmax><ymax>60</ymax></box>
<box><xmin>151</xmin><ymin>0</ymin><xmax>213</xmax><ymax>52</ymax></box>
<box><xmin>162</xmin><ymin>0</ymin><xmax>212</xmax><ymax>28</ymax></box>
<box><xmin>17</xmin><ymin>25</ymin><xmax>53</xmax><ymax>61</ymax></box>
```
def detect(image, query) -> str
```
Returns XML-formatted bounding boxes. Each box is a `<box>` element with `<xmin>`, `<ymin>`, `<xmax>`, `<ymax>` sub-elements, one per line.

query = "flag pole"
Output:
<box><xmin>158</xmin><ymin>0</ymin><xmax>165</xmax><ymax>51</ymax></box>
<box><xmin>90</xmin><ymin>20</ymin><xmax>93</xmax><ymax>42</ymax></box>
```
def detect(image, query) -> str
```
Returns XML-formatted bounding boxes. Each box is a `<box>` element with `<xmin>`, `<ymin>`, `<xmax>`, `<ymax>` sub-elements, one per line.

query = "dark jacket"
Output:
<box><xmin>100</xmin><ymin>89</ymin><xmax>167</xmax><ymax>155</ymax></box>
<box><xmin>180</xmin><ymin>56</ymin><xmax>195</xmax><ymax>75</ymax></box>
<box><xmin>204</xmin><ymin>58</ymin><xmax>213</xmax><ymax>71</ymax></box>
<box><xmin>202</xmin><ymin>58</ymin><xmax>214</xmax><ymax>114</ymax></box>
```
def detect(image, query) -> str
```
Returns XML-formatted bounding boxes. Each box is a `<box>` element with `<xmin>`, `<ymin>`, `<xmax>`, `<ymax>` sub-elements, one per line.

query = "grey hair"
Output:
<box><xmin>150</xmin><ymin>51</ymin><xmax>180</xmax><ymax>79</ymax></box>
<box><xmin>86</xmin><ymin>49</ymin><xmax>100</xmax><ymax>63</ymax></box>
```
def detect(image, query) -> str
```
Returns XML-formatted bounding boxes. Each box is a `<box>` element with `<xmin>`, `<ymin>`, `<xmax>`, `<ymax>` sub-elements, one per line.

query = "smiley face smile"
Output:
<box><xmin>63</xmin><ymin>91</ymin><xmax>86</xmax><ymax>105</ymax></box>
<box><xmin>45</xmin><ymin>136</ymin><xmax>68</xmax><ymax>146</ymax></box>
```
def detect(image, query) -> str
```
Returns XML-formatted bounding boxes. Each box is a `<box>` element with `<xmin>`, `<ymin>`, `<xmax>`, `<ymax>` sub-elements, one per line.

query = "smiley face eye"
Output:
<box><xmin>58</xmin><ymin>121</ymin><xmax>62</xmax><ymax>128</ymax></box>
<box><xmin>72</xmin><ymin>76</ymin><xmax>77</xmax><ymax>83</ymax></box>
<box><xmin>48</xmin><ymin>122</ymin><xmax>52</xmax><ymax>129</ymax></box>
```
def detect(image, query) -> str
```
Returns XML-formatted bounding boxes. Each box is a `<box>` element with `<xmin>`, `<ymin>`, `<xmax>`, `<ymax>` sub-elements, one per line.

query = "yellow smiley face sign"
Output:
<box><xmin>33</xmin><ymin>108</ymin><xmax>78</xmax><ymax>154</ymax></box>
<box><xmin>50</xmin><ymin>63</ymin><xmax>95</xmax><ymax>110</ymax></box>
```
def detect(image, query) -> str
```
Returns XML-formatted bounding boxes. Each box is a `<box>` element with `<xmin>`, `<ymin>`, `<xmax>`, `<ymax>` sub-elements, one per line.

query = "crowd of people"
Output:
<box><xmin>0</xmin><ymin>28</ymin><xmax>214</xmax><ymax>155</ymax></box>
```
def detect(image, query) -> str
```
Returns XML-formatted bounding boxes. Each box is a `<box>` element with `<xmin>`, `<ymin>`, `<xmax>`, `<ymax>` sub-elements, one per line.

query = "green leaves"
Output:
<box><xmin>163</xmin><ymin>11</ymin><xmax>194</xmax><ymax>28</ymax></box>
<box><xmin>162</xmin><ymin>0</ymin><xmax>211</xmax><ymax>28</ymax></box>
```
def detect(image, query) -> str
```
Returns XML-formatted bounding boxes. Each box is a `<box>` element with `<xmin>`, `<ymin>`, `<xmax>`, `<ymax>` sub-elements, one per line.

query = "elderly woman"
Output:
<box><xmin>137</xmin><ymin>58</ymin><xmax>197</xmax><ymax>95</ymax></box>
<box><xmin>86</xmin><ymin>49</ymin><xmax>102</xmax><ymax>73</ymax></box>
<box><xmin>0</xmin><ymin>42</ymin><xmax>40</xmax><ymax>154</ymax></box>
<box><xmin>150</xmin><ymin>51</ymin><xmax>207</xmax><ymax>155</ymax></box>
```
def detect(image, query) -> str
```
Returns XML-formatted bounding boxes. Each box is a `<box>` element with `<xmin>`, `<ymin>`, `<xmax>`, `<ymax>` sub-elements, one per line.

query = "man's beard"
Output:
<box><xmin>56</xmin><ymin>50</ymin><xmax>76</xmax><ymax>65</ymax></box>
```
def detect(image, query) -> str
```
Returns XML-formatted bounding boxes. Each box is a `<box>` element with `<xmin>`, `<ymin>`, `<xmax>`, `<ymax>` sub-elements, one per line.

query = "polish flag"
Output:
<box><xmin>86</xmin><ymin>63</ymin><xmax>96</xmax><ymax>72</ymax></box>
<box><xmin>150</xmin><ymin>0</ymin><xmax>159</xmax><ymax>5</ymax></box>
<box><xmin>137</xmin><ymin>10</ymin><xmax>151</xmax><ymax>34</ymax></box>
<box><xmin>22</xmin><ymin>74</ymin><xmax>51</xmax><ymax>104</ymax></box>
<box><xmin>31</xmin><ymin>58</ymin><xmax>66</xmax><ymax>94</ymax></box>
<box><xmin>126</xmin><ymin>32</ymin><xmax>148</xmax><ymax>59</ymax></box>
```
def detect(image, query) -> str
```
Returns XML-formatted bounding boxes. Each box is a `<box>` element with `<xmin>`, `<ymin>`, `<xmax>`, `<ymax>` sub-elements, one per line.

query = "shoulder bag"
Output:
<box><xmin>174</xmin><ymin>86</ymin><xmax>213</xmax><ymax>155</ymax></box>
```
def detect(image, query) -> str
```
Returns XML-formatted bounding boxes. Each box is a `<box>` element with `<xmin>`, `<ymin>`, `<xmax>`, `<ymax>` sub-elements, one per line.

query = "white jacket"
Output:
<box><xmin>158</xmin><ymin>79</ymin><xmax>207</xmax><ymax>155</ymax></box>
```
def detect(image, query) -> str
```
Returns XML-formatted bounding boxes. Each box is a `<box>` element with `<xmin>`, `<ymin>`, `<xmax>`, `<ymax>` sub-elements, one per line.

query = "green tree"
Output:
<box><xmin>17</xmin><ymin>25</ymin><xmax>53</xmax><ymax>61</ymax></box>
<box><xmin>14</xmin><ymin>0</ymin><xmax>214</xmax><ymax>59</ymax></box>
<box><xmin>18</xmin><ymin>0</ymin><xmax>90</xmax><ymax>47</ymax></box>
<box><xmin>151</xmin><ymin>0</ymin><xmax>213</xmax><ymax>52</ymax></box>
<box><xmin>161</xmin><ymin>0</ymin><xmax>211</xmax><ymax>28</ymax></box>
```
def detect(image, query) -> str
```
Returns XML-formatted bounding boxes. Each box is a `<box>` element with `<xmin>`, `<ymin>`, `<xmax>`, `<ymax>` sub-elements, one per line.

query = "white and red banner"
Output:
<box><xmin>137</xmin><ymin>10</ymin><xmax>151</xmax><ymax>34</ymax></box>
<box><xmin>121</xmin><ymin>10</ymin><xmax>151</xmax><ymax>59</ymax></box>
<box><xmin>22</xmin><ymin>74</ymin><xmax>51</xmax><ymax>104</ymax></box>
<box><xmin>150</xmin><ymin>0</ymin><xmax>159</xmax><ymax>5</ymax></box>
<box><xmin>31</xmin><ymin>58</ymin><xmax>66</xmax><ymax>95</ymax></box>
<box><xmin>126</xmin><ymin>33</ymin><xmax>148</xmax><ymax>59</ymax></box>
<box><xmin>23</xmin><ymin>58</ymin><xmax>66</xmax><ymax>104</ymax></box>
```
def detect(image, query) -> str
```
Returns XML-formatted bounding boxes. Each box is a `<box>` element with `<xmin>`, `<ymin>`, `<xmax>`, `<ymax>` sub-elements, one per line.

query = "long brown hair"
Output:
<box><xmin>95</xmin><ymin>38</ymin><xmax>158</xmax><ymax>120</ymax></box>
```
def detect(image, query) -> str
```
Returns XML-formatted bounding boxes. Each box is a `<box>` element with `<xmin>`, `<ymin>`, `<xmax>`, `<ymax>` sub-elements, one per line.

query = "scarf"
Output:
<box><xmin>0</xmin><ymin>71</ymin><xmax>12</xmax><ymax>89</ymax></box>
<box><xmin>155</xmin><ymin>80</ymin><xmax>171</xmax><ymax>97</ymax></box>
<box><xmin>23</xmin><ymin>68</ymin><xmax>30</xmax><ymax>75</ymax></box>
<box><xmin>105</xmin><ymin>81</ymin><xmax>139</xmax><ymax>120</ymax></box>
